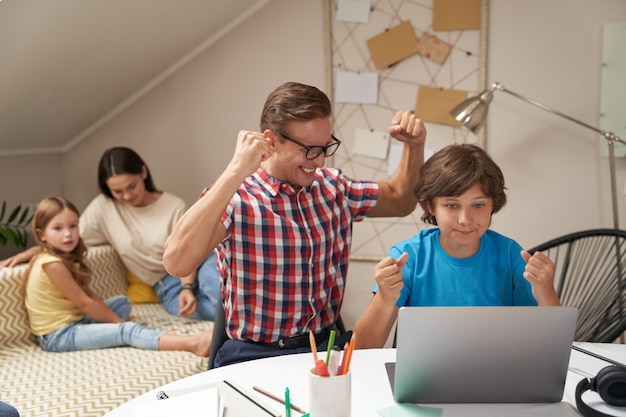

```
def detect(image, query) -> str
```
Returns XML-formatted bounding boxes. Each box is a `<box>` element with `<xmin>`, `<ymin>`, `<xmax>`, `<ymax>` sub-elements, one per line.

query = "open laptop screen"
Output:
<box><xmin>392</xmin><ymin>306</ymin><xmax>578</xmax><ymax>403</ymax></box>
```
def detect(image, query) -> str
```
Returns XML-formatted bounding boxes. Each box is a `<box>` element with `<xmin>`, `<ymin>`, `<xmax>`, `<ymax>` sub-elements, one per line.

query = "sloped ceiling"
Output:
<box><xmin>0</xmin><ymin>0</ymin><xmax>267</xmax><ymax>155</ymax></box>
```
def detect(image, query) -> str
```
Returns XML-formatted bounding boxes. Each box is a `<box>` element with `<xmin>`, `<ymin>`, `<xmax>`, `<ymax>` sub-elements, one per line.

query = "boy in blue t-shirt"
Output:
<box><xmin>354</xmin><ymin>144</ymin><xmax>561</xmax><ymax>348</ymax></box>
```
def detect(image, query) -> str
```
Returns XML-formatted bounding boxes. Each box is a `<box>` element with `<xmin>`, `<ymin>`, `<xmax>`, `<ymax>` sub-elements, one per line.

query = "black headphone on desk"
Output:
<box><xmin>575</xmin><ymin>365</ymin><xmax>626</xmax><ymax>417</ymax></box>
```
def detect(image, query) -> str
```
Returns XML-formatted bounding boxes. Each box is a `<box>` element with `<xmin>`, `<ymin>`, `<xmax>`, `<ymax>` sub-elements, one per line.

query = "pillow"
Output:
<box><xmin>126</xmin><ymin>269</ymin><xmax>159</xmax><ymax>304</ymax></box>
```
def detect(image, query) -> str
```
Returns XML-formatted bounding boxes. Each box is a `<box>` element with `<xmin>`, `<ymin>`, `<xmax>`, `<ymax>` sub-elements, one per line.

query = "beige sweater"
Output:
<box><xmin>79</xmin><ymin>192</ymin><xmax>186</xmax><ymax>286</ymax></box>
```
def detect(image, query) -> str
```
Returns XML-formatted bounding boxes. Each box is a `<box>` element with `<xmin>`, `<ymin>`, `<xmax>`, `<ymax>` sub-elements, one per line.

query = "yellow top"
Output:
<box><xmin>25</xmin><ymin>252</ymin><xmax>84</xmax><ymax>336</ymax></box>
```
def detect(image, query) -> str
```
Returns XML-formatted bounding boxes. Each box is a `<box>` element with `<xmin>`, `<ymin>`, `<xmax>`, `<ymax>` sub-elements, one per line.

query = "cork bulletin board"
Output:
<box><xmin>325</xmin><ymin>0</ymin><xmax>489</xmax><ymax>260</ymax></box>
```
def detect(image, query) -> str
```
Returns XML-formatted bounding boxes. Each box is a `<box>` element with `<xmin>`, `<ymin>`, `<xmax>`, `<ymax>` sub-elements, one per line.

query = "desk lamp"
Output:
<box><xmin>450</xmin><ymin>81</ymin><xmax>626</xmax><ymax>229</ymax></box>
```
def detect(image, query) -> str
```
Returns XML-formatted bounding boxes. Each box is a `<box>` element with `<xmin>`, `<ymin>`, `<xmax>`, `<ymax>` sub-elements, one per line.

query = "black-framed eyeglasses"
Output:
<box><xmin>278</xmin><ymin>131</ymin><xmax>342</xmax><ymax>160</ymax></box>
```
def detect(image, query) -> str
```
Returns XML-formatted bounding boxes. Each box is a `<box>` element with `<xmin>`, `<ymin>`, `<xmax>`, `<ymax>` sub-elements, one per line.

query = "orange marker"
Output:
<box><xmin>341</xmin><ymin>333</ymin><xmax>356</xmax><ymax>375</ymax></box>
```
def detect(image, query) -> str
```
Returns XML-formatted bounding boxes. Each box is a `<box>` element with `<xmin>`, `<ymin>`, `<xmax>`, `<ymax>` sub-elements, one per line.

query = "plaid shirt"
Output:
<box><xmin>214</xmin><ymin>167</ymin><xmax>378</xmax><ymax>343</ymax></box>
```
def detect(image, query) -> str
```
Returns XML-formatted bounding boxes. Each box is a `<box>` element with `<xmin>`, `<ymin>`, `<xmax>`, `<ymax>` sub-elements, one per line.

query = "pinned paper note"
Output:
<box><xmin>415</xmin><ymin>85</ymin><xmax>467</xmax><ymax>126</ymax></box>
<box><xmin>415</xmin><ymin>33</ymin><xmax>452</xmax><ymax>65</ymax></box>
<box><xmin>336</xmin><ymin>0</ymin><xmax>372</xmax><ymax>23</ymax></box>
<box><xmin>353</xmin><ymin>128</ymin><xmax>390</xmax><ymax>159</ymax></box>
<box><xmin>366</xmin><ymin>21</ymin><xmax>419</xmax><ymax>70</ymax></box>
<box><xmin>432</xmin><ymin>0</ymin><xmax>481</xmax><ymax>31</ymax></box>
<box><xmin>335</xmin><ymin>71</ymin><xmax>379</xmax><ymax>104</ymax></box>
<box><xmin>387</xmin><ymin>143</ymin><xmax>434</xmax><ymax>176</ymax></box>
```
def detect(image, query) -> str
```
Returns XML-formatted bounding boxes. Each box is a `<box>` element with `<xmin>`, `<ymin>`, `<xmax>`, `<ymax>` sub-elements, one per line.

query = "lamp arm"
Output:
<box><xmin>492</xmin><ymin>82</ymin><xmax>626</xmax><ymax>147</ymax></box>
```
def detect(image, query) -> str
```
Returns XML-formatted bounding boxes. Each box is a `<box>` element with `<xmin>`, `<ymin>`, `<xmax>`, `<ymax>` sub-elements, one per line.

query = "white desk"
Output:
<box><xmin>105</xmin><ymin>342</ymin><xmax>626</xmax><ymax>417</ymax></box>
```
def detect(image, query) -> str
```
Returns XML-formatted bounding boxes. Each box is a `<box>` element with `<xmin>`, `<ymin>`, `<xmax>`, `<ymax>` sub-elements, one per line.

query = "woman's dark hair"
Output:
<box><xmin>97</xmin><ymin>147</ymin><xmax>158</xmax><ymax>199</ymax></box>
<box><xmin>31</xmin><ymin>196</ymin><xmax>90</xmax><ymax>289</ymax></box>
<box><xmin>415</xmin><ymin>144</ymin><xmax>507</xmax><ymax>225</ymax></box>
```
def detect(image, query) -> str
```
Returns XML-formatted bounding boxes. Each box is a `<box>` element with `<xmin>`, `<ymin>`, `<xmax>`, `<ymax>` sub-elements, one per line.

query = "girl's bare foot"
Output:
<box><xmin>158</xmin><ymin>329</ymin><xmax>213</xmax><ymax>356</ymax></box>
<box><xmin>191</xmin><ymin>329</ymin><xmax>213</xmax><ymax>357</ymax></box>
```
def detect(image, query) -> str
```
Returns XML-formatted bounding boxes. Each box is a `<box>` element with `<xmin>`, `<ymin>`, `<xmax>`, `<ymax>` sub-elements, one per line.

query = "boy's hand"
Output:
<box><xmin>375</xmin><ymin>252</ymin><xmax>408</xmax><ymax>305</ymax></box>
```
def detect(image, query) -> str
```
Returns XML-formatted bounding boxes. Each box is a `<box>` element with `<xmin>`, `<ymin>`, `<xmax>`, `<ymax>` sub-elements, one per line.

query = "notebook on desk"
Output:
<box><xmin>388</xmin><ymin>306</ymin><xmax>579</xmax><ymax>404</ymax></box>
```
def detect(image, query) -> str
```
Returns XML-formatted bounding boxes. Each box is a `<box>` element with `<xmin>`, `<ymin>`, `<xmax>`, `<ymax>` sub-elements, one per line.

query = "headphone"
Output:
<box><xmin>575</xmin><ymin>365</ymin><xmax>626</xmax><ymax>417</ymax></box>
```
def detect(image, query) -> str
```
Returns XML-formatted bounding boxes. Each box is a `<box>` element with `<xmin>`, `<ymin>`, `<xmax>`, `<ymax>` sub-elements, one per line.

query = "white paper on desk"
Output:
<box><xmin>132</xmin><ymin>387</ymin><xmax>221</xmax><ymax>417</ymax></box>
<box><xmin>337</xmin><ymin>0</ymin><xmax>372</xmax><ymax>23</ymax></box>
<box><xmin>353</xmin><ymin>128</ymin><xmax>390</xmax><ymax>159</ymax></box>
<box><xmin>335</xmin><ymin>71</ymin><xmax>378</xmax><ymax>104</ymax></box>
<box><xmin>387</xmin><ymin>144</ymin><xmax>434</xmax><ymax>175</ymax></box>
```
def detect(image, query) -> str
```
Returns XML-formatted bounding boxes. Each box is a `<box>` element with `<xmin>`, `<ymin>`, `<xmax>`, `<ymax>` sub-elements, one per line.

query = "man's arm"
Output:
<box><xmin>163</xmin><ymin>130</ymin><xmax>272</xmax><ymax>277</ymax></box>
<box><xmin>369</xmin><ymin>111</ymin><xmax>426</xmax><ymax>218</ymax></box>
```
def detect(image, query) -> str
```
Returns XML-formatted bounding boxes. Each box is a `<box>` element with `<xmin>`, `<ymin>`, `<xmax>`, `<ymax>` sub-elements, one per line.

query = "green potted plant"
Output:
<box><xmin>0</xmin><ymin>201</ymin><xmax>33</xmax><ymax>248</ymax></box>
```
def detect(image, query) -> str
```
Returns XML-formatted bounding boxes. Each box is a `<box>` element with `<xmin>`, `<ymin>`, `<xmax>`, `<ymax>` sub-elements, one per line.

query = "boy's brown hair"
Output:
<box><xmin>415</xmin><ymin>144</ymin><xmax>507</xmax><ymax>225</ymax></box>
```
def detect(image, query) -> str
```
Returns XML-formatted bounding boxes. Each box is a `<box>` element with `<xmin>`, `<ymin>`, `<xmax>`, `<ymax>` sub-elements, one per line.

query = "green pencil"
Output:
<box><xmin>285</xmin><ymin>387</ymin><xmax>291</xmax><ymax>417</ymax></box>
<box><xmin>325</xmin><ymin>329</ymin><xmax>336</xmax><ymax>366</ymax></box>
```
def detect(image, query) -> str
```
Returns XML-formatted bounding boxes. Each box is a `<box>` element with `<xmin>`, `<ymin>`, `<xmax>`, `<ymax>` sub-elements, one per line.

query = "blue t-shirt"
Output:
<box><xmin>377</xmin><ymin>228</ymin><xmax>537</xmax><ymax>307</ymax></box>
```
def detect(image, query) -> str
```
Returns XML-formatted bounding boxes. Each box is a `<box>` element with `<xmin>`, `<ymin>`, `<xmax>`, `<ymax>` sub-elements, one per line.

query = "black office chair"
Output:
<box><xmin>207</xmin><ymin>292</ymin><xmax>347</xmax><ymax>370</ymax></box>
<box><xmin>207</xmin><ymin>291</ymin><xmax>228</xmax><ymax>370</ymax></box>
<box><xmin>528</xmin><ymin>228</ymin><xmax>626</xmax><ymax>343</ymax></box>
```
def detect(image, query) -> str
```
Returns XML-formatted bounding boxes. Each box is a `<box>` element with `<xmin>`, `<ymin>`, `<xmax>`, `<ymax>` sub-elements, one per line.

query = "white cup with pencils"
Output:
<box><xmin>308</xmin><ymin>330</ymin><xmax>354</xmax><ymax>417</ymax></box>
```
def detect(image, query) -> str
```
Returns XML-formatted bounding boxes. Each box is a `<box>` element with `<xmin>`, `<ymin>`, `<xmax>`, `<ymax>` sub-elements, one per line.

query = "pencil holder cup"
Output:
<box><xmin>308</xmin><ymin>368</ymin><xmax>351</xmax><ymax>417</ymax></box>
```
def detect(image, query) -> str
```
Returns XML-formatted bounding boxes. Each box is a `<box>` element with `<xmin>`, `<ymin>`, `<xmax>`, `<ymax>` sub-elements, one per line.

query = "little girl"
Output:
<box><xmin>24</xmin><ymin>196</ymin><xmax>212</xmax><ymax>355</ymax></box>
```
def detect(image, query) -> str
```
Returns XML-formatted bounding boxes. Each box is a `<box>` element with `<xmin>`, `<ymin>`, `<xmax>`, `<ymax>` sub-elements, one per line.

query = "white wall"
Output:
<box><xmin>62</xmin><ymin>0</ymin><xmax>328</xmax><ymax>210</ymax></box>
<box><xmin>2</xmin><ymin>0</ymin><xmax>625</xmax><ymax>336</ymax></box>
<box><xmin>487</xmin><ymin>0</ymin><xmax>626</xmax><ymax>249</ymax></box>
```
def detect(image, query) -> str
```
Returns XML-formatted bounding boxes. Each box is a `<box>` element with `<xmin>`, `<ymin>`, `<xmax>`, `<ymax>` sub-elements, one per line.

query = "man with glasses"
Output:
<box><xmin>164</xmin><ymin>82</ymin><xmax>426</xmax><ymax>366</ymax></box>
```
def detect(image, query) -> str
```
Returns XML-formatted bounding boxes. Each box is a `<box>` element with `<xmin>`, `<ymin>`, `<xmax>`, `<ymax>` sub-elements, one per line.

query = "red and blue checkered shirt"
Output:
<box><xmin>213</xmin><ymin>167</ymin><xmax>378</xmax><ymax>344</ymax></box>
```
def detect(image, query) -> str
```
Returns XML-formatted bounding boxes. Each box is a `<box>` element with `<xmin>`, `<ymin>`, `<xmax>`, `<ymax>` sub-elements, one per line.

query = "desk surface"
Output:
<box><xmin>106</xmin><ymin>342</ymin><xmax>626</xmax><ymax>417</ymax></box>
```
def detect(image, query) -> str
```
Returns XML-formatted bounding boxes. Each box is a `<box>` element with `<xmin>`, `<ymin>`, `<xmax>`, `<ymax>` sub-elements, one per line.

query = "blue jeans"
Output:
<box><xmin>0</xmin><ymin>401</ymin><xmax>19</xmax><ymax>417</ymax></box>
<box><xmin>214</xmin><ymin>331</ymin><xmax>353</xmax><ymax>368</ymax></box>
<box><xmin>38</xmin><ymin>295</ymin><xmax>162</xmax><ymax>352</ymax></box>
<box><xmin>154</xmin><ymin>252</ymin><xmax>220</xmax><ymax>321</ymax></box>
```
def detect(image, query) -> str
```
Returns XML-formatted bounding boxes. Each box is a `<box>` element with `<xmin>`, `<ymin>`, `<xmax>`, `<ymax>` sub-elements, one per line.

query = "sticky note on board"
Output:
<box><xmin>337</xmin><ymin>0</ymin><xmax>372</xmax><ymax>23</ymax></box>
<box><xmin>335</xmin><ymin>71</ymin><xmax>379</xmax><ymax>104</ymax></box>
<box><xmin>353</xmin><ymin>128</ymin><xmax>390</xmax><ymax>159</ymax></box>
<box><xmin>432</xmin><ymin>0</ymin><xmax>482</xmax><ymax>31</ymax></box>
<box><xmin>415</xmin><ymin>33</ymin><xmax>452</xmax><ymax>65</ymax></box>
<box><xmin>414</xmin><ymin>85</ymin><xmax>467</xmax><ymax>126</ymax></box>
<box><xmin>366</xmin><ymin>21</ymin><xmax>419</xmax><ymax>69</ymax></box>
<box><xmin>387</xmin><ymin>143</ymin><xmax>434</xmax><ymax>175</ymax></box>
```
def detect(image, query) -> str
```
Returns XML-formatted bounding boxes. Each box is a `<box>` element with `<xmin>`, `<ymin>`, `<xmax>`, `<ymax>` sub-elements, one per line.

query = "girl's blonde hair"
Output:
<box><xmin>31</xmin><ymin>196</ymin><xmax>90</xmax><ymax>289</ymax></box>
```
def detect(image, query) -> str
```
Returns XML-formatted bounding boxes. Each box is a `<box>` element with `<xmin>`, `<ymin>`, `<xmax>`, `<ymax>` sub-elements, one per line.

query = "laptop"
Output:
<box><xmin>389</xmin><ymin>306</ymin><xmax>578</xmax><ymax>403</ymax></box>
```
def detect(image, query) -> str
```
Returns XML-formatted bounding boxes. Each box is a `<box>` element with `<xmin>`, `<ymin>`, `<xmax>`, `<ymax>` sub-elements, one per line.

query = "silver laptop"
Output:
<box><xmin>391</xmin><ymin>306</ymin><xmax>578</xmax><ymax>403</ymax></box>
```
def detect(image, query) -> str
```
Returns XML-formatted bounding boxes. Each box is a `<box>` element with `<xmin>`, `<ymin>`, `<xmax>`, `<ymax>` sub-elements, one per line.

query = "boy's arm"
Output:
<box><xmin>354</xmin><ymin>293</ymin><xmax>400</xmax><ymax>349</ymax></box>
<box><xmin>354</xmin><ymin>253</ymin><xmax>408</xmax><ymax>348</ymax></box>
<box><xmin>521</xmin><ymin>250</ymin><xmax>561</xmax><ymax>306</ymax></box>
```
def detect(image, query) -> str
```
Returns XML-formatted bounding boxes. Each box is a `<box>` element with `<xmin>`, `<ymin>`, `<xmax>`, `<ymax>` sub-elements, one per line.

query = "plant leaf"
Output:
<box><xmin>18</xmin><ymin>229</ymin><xmax>28</xmax><ymax>247</ymax></box>
<box><xmin>7</xmin><ymin>205</ymin><xmax>21</xmax><ymax>224</ymax></box>
<box><xmin>18</xmin><ymin>206</ymin><xmax>30</xmax><ymax>225</ymax></box>
<box><xmin>0</xmin><ymin>203</ymin><xmax>33</xmax><ymax>248</ymax></box>
<box><xmin>3</xmin><ymin>227</ymin><xmax>19</xmax><ymax>246</ymax></box>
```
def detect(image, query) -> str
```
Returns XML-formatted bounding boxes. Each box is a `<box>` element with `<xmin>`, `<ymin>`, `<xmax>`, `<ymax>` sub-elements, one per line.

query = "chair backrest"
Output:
<box><xmin>528</xmin><ymin>228</ymin><xmax>626</xmax><ymax>343</ymax></box>
<box><xmin>207</xmin><ymin>291</ymin><xmax>227</xmax><ymax>370</ymax></box>
<box><xmin>207</xmin><ymin>293</ymin><xmax>347</xmax><ymax>370</ymax></box>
